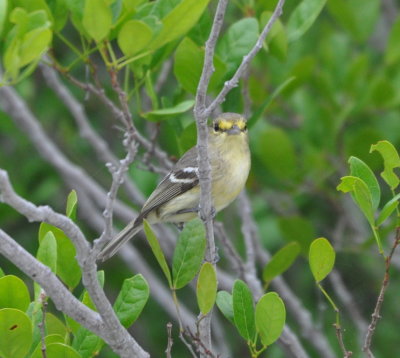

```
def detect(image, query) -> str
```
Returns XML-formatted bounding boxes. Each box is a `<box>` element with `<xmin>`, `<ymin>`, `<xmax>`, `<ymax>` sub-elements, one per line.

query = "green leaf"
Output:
<box><xmin>254</xmin><ymin>126</ymin><xmax>297</xmax><ymax>180</ymax></box>
<box><xmin>114</xmin><ymin>274</ymin><xmax>149</xmax><ymax>328</ymax></box>
<box><xmin>0</xmin><ymin>276</ymin><xmax>30</xmax><ymax>311</ymax></box>
<box><xmin>42</xmin><ymin>343</ymin><xmax>81</xmax><ymax>358</ymax></box>
<box><xmin>0</xmin><ymin>0</ymin><xmax>7</xmax><ymax>36</ymax></box>
<box><xmin>0</xmin><ymin>267</ymin><xmax>4</xmax><ymax>278</ymax></box>
<box><xmin>376</xmin><ymin>193</ymin><xmax>400</xmax><ymax>226</ymax></box>
<box><xmin>309</xmin><ymin>238</ymin><xmax>335</xmax><ymax>283</ymax></box>
<box><xmin>217</xmin><ymin>18</ymin><xmax>259</xmax><ymax>73</ymax></box>
<box><xmin>0</xmin><ymin>308</ymin><xmax>33</xmax><ymax>358</ymax></box>
<box><xmin>72</xmin><ymin>327</ymin><xmax>103</xmax><ymax>358</ymax></box>
<box><xmin>370</xmin><ymin>140</ymin><xmax>400</xmax><ymax>190</ymax></box>
<box><xmin>287</xmin><ymin>0</ymin><xmax>327</xmax><ymax>42</ymax></box>
<box><xmin>66</xmin><ymin>190</ymin><xmax>78</xmax><ymax>220</ymax></box>
<box><xmin>39</xmin><ymin>223</ymin><xmax>81</xmax><ymax>289</ymax></box>
<box><xmin>385</xmin><ymin>16</ymin><xmax>400</xmax><ymax>65</ymax></box>
<box><xmin>150</xmin><ymin>0</ymin><xmax>211</xmax><ymax>49</ymax></box>
<box><xmin>144</xmin><ymin>100</ymin><xmax>195</xmax><ymax>120</ymax></box>
<box><xmin>82</xmin><ymin>0</ymin><xmax>112</xmax><ymax>42</ymax></box>
<box><xmin>46</xmin><ymin>313</ymin><xmax>68</xmax><ymax>339</ymax></box>
<box><xmin>19</xmin><ymin>27</ymin><xmax>52</xmax><ymax>67</ymax></box>
<box><xmin>262</xmin><ymin>242</ymin><xmax>301</xmax><ymax>284</ymax></box>
<box><xmin>174</xmin><ymin>37</ymin><xmax>227</xmax><ymax>94</ymax></box>
<box><xmin>196</xmin><ymin>263</ymin><xmax>217</xmax><ymax>315</ymax></box>
<box><xmin>37</xmin><ymin>231</ymin><xmax>57</xmax><ymax>273</ymax></box>
<box><xmin>349</xmin><ymin>156</ymin><xmax>380</xmax><ymax>210</ymax></box>
<box><xmin>143</xmin><ymin>220</ymin><xmax>172</xmax><ymax>288</ymax></box>
<box><xmin>255</xmin><ymin>292</ymin><xmax>286</xmax><ymax>346</ymax></box>
<box><xmin>172</xmin><ymin>218</ymin><xmax>206</xmax><ymax>289</ymax></box>
<box><xmin>118</xmin><ymin>20</ymin><xmax>153</xmax><ymax>57</ymax></box>
<box><xmin>216</xmin><ymin>291</ymin><xmax>234</xmax><ymax>324</ymax></box>
<box><xmin>232</xmin><ymin>280</ymin><xmax>256</xmax><ymax>342</ymax></box>
<box><xmin>30</xmin><ymin>335</ymin><xmax>67</xmax><ymax>358</ymax></box>
<box><xmin>337</xmin><ymin>176</ymin><xmax>375</xmax><ymax>225</ymax></box>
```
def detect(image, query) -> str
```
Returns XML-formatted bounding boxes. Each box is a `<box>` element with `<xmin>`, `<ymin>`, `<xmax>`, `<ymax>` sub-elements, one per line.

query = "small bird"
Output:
<box><xmin>98</xmin><ymin>112</ymin><xmax>250</xmax><ymax>261</ymax></box>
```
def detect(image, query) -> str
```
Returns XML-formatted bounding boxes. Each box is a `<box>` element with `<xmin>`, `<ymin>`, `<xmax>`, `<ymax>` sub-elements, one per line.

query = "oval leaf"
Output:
<box><xmin>114</xmin><ymin>274</ymin><xmax>150</xmax><ymax>328</ymax></box>
<box><xmin>72</xmin><ymin>327</ymin><xmax>103</xmax><ymax>358</ymax></box>
<box><xmin>232</xmin><ymin>280</ymin><xmax>256</xmax><ymax>342</ymax></box>
<box><xmin>262</xmin><ymin>242</ymin><xmax>301</xmax><ymax>284</ymax></box>
<box><xmin>44</xmin><ymin>343</ymin><xmax>81</xmax><ymax>358</ymax></box>
<box><xmin>0</xmin><ymin>276</ymin><xmax>30</xmax><ymax>311</ymax></box>
<box><xmin>82</xmin><ymin>0</ymin><xmax>112</xmax><ymax>42</ymax></box>
<box><xmin>197</xmin><ymin>262</ymin><xmax>217</xmax><ymax>315</ymax></box>
<box><xmin>0</xmin><ymin>308</ymin><xmax>33</xmax><ymax>358</ymax></box>
<box><xmin>255</xmin><ymin>292</ymin><xmax>286</xmax><ymax>346</ymax></box>
<box><xmin>39</xmin><ymin>223</ymin><xmax>81</xmax><ymax>289</ymax></box>
<box><xmin>37</xmin><ymin>231</ymin><xmax>57</xmax><ymax>273</ymax></box>
<box><xmin>287</xmin><ymin>0</ymin><xmax>327</xmax><ymax>42</ymax></box>
<box><xmin>172</xmin><ymin>218</ymin><xmax>206</xmax><ymax>289</ymax></box>
<box><xmin>143</xmin><ymin>220</ymin><xmax>172</xmax><ymax>288</ymax></box>
<box><xmin>216</xmin><ymin>291</ymin><xmax>234</xmax><ymax>325</ymax></box>
<box><xmin>309</xmin><ymin>238</ymin><xmax>335</xmax><ymax>283</ymax></box>
<box><xmin>150</xmin><ymin>0</ymin><xmax>211</xmax><ymax>49</ymax></box>
<box><xmin>118</xmin><ymin>20</ymin><xmax>153</xmax><ymax>57</ymax></box>
<box><xmin>349</xmin><ymin>156</ymin><xmax>380</xmax><ymax>210</ymax></box>
<box><xmin>217</xmin><ymin>17</ymin><xmax>259</xmax><ymax>73</ymax></box>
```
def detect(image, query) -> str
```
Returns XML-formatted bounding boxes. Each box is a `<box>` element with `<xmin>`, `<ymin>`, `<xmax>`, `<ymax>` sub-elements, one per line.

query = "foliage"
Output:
<box><xmin>1</xmin><ymin>0</ymin><xmax>400</xmax><ymax>357</ymax></box>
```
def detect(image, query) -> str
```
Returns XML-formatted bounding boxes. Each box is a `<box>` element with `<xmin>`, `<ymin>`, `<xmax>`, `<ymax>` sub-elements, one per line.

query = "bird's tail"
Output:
<box><xmin>98</xmin><ymin>221</ymin><xmax>142</xmax><ymax>262</ymax></box>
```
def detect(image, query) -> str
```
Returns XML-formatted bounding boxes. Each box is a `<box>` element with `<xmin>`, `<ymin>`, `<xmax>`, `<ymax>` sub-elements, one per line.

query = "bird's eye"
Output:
<box><xmin>214</xmin><ymin>123</ymin><xmax>220</xmax><ymax>131</ymax></box>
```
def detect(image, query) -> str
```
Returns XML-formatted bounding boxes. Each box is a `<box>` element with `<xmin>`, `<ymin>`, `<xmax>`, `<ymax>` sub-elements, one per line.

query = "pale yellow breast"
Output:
<box><xmin>211</xmin><ymin>133</ymin><xmax>250</xmax><ymax>211</ymax></box>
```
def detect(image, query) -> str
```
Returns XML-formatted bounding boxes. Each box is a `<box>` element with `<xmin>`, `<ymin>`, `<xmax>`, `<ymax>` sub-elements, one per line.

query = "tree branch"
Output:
<box><xmin>0</xmin><ymin>169</ymin><xmax>149</xmax><ymax>358</ymax></box>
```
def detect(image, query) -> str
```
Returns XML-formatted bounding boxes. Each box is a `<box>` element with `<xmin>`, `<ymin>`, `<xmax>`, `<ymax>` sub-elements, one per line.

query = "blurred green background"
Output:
<box><xmin>1</xmin><ymin>0</ymin><xmax>400</xmax><ymax>357</ymax></box>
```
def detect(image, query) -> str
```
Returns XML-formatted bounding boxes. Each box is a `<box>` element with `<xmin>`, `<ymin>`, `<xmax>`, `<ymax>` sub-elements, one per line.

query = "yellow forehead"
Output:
<box><xmin>217</xmin><ymin>119</ymin><xmax>247</xmax><ymax>130</ymax></box>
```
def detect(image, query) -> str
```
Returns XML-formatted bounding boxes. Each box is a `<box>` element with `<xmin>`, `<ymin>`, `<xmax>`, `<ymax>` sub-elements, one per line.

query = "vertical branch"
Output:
<box><xmin>193</xmin><ymin>1</ymin><xmax>229</xmax><ymax>355</ymax></box>
<box><xmin>363</xmin><ymin>227</ymin><xmax>400</xmax><ymax>356</ymax></box>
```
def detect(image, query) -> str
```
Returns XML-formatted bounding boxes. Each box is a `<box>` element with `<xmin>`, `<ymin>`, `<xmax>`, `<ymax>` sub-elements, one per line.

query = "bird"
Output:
<box><xmin>98</xmin><ymin>112</ymin><xmax>250</xmax><ymax>261</ymax></box>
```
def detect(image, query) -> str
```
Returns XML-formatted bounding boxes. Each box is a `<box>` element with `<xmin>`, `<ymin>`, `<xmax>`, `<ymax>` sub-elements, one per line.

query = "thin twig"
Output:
<box><xmin>39</xmin><ymin>290</ymin><xmax>48</xmax><ymax>358</ymax></box>
<box><xmin>363</xmin><ymin>227</ymin><xmax>400</xmax><ymax>356</ymax></box>
<box><xmin>166</xmin><ymin>322</ymin><xmax>173</xmax><ymax>358</ymax></box>
<box><xmin>93</xmin><ymin>134</ymin><xmax>138</xmax><ymax>254</ymax></box>
<box><xmin>206</xmin><ymin>0</ymin><xmax>286</xmax><ymax>117</ymax></box>
<box><xmin>53</xmin><ymin>65</ymin><xmax>173</xmax><ymax>170</ymax></box>
<box><xmin>334</xmin><ymin>323</ymin><xmax>353</xmax><ymax>358</ymax></box>
<box><xmin>40</xmin><ymin>63</ymin><xmax>145</xmax><ymax>205</ymax></box>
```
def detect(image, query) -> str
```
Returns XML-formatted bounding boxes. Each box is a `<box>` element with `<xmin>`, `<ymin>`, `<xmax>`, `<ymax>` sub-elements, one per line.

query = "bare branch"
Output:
<box><xmin>206</xmin><ymin>0</ymin><xmax>285</xmax><ymax>117</ymax></box>
<box><xmin>0</xmin><ymin>85</ymin><xmax>134</xmax><ymax>222</ymax></box>
<box><xmin>193</xmin><ymin>1</ymin><xmax>230</xmax><ymax>354</ymax></box>
<box><xmin>363</xmin><ymin>227</ymin><xmax>400</xmax><ymax>356</ymax></box>
<box><xmin>40</xmin><ymin>63</ymin><xmax>145</xmax><ymax>205</ymax></box>
<box><xmin>0</xmin><ymin>169</ymin><xmax>149</xmax><ymax>358</ymax></box>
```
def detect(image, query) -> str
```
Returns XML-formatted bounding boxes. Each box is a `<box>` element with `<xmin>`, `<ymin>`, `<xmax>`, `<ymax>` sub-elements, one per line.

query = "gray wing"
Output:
<box><xmin>138</xmin><ymin>147</ymin><xmax>199</xmax><ymax>220</ymax></box>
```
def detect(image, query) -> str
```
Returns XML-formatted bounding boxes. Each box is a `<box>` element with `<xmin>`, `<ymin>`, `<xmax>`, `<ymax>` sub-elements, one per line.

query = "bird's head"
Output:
<box><xmin>212</xmin><ymin>113</ymin><xmax>247</xmax><ymax>136</ymax></box>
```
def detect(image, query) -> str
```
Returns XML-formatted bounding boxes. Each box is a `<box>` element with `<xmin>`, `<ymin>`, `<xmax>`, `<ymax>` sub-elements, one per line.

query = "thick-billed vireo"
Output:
<box><xmin>99</xmin><ymin>112</ymin><xmax>250</xmax><ymax>261</ymax></box>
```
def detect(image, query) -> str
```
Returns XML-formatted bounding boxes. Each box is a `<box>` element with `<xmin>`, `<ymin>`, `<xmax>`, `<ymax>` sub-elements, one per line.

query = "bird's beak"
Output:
<box><xmin>226</xmin><ymin>125</ymin><xmax>241</xmax><ymax>135</ymax></box>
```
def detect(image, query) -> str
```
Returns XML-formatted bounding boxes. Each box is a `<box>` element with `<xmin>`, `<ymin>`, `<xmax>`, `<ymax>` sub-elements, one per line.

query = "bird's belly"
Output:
<box><xmin>158</xmin><ymin>186</ymin><xmax>200</xmax><ymax>223</ymax></box>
